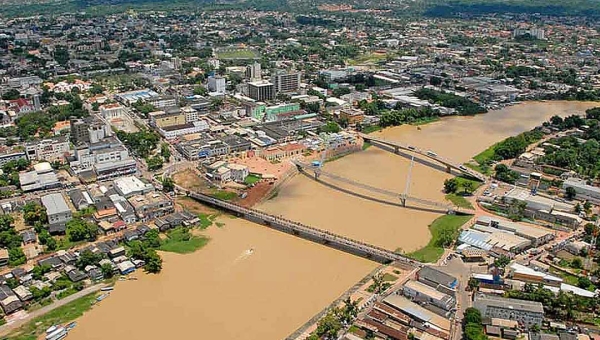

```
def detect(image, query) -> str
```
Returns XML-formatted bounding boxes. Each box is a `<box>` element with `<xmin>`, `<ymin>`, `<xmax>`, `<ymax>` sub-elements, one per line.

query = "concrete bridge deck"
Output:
<box><xmin>358</xmin><ymin>133</ymin><xmax>487</xmax><ymax>182</ymax></box>
<box><xmin>292</xmin><ymin>160</ymin><xmax>476</xmax><ymax>215</ymax></box>
<box><xmin>180</xmin><ymin>187</ymin><xmax>420</xmax><ymax>265</ymax></box>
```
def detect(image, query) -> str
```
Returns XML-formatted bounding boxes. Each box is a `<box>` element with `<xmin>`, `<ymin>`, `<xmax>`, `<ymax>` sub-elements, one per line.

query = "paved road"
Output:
<box><xmin>0</xmin><ymin>283</ymin><xmax>107</xmax><ymax>338</ymax></box>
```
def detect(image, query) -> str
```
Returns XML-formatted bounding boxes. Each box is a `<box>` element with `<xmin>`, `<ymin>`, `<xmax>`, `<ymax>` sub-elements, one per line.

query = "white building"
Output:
<box><xmin>114</xmin><ymin>176</ymin><xmax>155</xmax><ymax>197</ymax></box>
<box><xmin>208</xmin><ymin>76</ymin><xmax>226</xmax><ymax>94</ymax></box>
<box><xmin>403</xmin><ymin>280</ymin><xmax>455</xmax><ymax>311</ymax></box>
<box><xmin>182</xmin><ymin>106</ymin><xmax>200</xmax><ymax>123</ymax></box>
<box><xmin>25</xmin><ymin>136</ymin><xmax>71</xmax><ymax>163</ymax></box>
<box><xmin>227</xmin><ymin>164</ymin><xmax>249</xmax><ymax>182</ymax></box>
<box><xmin>158</xmin><ymin>120</ymin><xmax>210</xmax><ymax>140</ymax></box>
<box><xmin>100</xmin><ymin>104</ymin><xmax>125</xmax><ymax>119</ymax></box>
<box><xmin>41</xmin><ymin>193</ymin><xmax>72</xmax><ymax>226</ymax></box>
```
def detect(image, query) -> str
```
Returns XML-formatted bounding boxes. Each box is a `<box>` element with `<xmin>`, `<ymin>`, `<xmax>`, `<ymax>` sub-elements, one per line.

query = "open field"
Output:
<box><xmin>407</xmin><ymin>215</ymin><xmax>471</xmax><ymax>263</ymax></box>
<box><xmin>445</xmin><ymin>194</ymin><xmax>474</xmax><ymax>209</ymax></box>
<box><xmin>172</xmin><ymin>169</ymin><xmax>209</xmax><ymax>192</ymax></box>
<box><xmin>159</xmin><ymin>228</ymin><xmax>210</xmax><ymax>254</ymax></box>
<box><xmin>215</xmin><ymin>48</ymin><xmax>260</xmax><ymax>60</ymax></box>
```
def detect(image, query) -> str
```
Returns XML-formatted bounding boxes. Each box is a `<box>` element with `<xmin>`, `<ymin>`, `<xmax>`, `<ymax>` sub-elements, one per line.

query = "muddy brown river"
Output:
<box><xmin>70</xmin><ymin>101</ymin><xmax>597</xmax><ymax>340</ymax></box>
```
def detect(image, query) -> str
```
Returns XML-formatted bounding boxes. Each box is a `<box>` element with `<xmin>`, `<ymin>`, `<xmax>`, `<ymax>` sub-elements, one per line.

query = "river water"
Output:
<box><xmin>258</xmin><ymin>101</ymin><xmax>599</xmax><ymax>252</ymax></box>
<box><xmin>69</xmin><ymin>101</ymin><xmax>597</xmax><ymax>340</ymax></box>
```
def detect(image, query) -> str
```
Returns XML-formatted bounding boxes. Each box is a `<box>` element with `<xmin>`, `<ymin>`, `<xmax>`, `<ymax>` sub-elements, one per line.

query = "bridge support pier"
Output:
<box><xmin>394</xmin><ymin>146</ymin><xmax>399</xmax><ymax>154</ymax></box>
<box><xmin>446</xmin><ymin>165</ymin><xmax>452</xmax><ymax>173</ymax></box>
<box><xmin>400</xmin><ymin>197</ymin><xmax>406</xmax><ymax>207</ymax></box>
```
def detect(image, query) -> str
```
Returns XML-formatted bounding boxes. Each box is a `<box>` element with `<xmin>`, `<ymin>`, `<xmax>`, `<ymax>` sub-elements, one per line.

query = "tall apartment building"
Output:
<box><xmin>207</xmin><ymin>76</ymin><xmax>226</xmax><ymax>94</ymax></box>
<box><xmin>246</xmin><ymin>62</ymin><xmax>262</xmax><ymax>81</ymax></box>
<box><xmin>513</xmin><ymin>28</ymin><xmax>545</xmax><ymax>40</ymax></box>
<box><xmin>70</xmin><ymin>117</ymin><xmax>111</xmax><ymax>145</ymax></box>
<box><xmin>248</xmin><ymin>81</ymin><xmax>275</xmax><ymax>101</ymax></box>
<box><xmin>272</xmin><ymin>70</ymin><xmax>301</xmax><ymax>93</ymax></box>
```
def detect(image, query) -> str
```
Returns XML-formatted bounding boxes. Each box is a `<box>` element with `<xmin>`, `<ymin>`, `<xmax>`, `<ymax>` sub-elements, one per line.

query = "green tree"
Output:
<box><xmin>468</xmin><ymin>277</ymin><xmax>480</xmax><ymax>291</ymax></box>
<box><xmin>101</xmin><ymin>263</ymin><xmax>114</xmax><ymax>279</ymax></box>
<box><xmin>463</xmin><ymin>181</ymin><xmax>475</xmax><ymax>195</ymax></box>
<box><xmin>319</xmin><ymin>121</ymin><xmax>341</xmax><ymax>134</ymax></box>
<box><xmin>66</xmin><ymin>218</ymin><xmax>98</xmax><ymax>242</ymax></box>
<box><xmin>160</xmin><ymin>143</ymin><xmax>171</xmax><ymax>161</ymax></box>
<box><xmin>436</xmin><ymin>228</ymin><xmax>456</xmax><ymax>247</ymax></box>
<box><xmin>146</xmin><ymin>156</ymin><xmax>164</xmax><ymax>171</ymax></box>
<box><xmin>577</xmin><ymin>276</ymin><xmax>592</xmax><ymax>289</ymax></box>
<box><xmin>565</xmin><ymin>186</ymin><xmax>577</xmax><ymax>200</ymax></box>
<box><xmin>23</xmin><ymin>202</ymin><xmax>48</xmax><ymax>225</ymax></box>
<box><xmin>571</xmin><ymin>258</ymin><xmax>583</xmax><ymax>269</ymax></box>
<box><xmin>315</xmin><ymin>310</ymin><xmax>342</xmax><ymax>338</ymax></box>
<box><xmin>32</xmin><ymin>264</ymin><xmax>52</xmax><ymax>280</ymax></box>
<box><xmin>144</xmin><ymin>250</ymin><xmax>162</xmax><ymax>273</ymax></box>
<box><xmin>1</xmin><ymin>89</ymin><xmax>20</xmax><ymax>100</ymax></box>
<box><xmin>76</xmin><ymin>250</ymin><xmax>103</xmax><ymax>270</ymax></box>
<box><xmin>8</xmin><ymin>247</ymin><xmax>26</xmax><ymax>266</ymax></box>
<box><xmin>494</xmin><ymin>255</ymin><xmax>510</xmax><ymax>269</ymax></box>
<box><xmin>162</xmin><ymin>177</ymin><xmax>175</xmax><ymax>192</ymax></box>
<box><xmin>444</xmin><ymin>178</ymin><xmax>458</xmax><ymax>193</ymax></box>
<box><xmin>507</xmin><ymin>199</ymin><xmax>527</xmax><ymax>221</ymax></box>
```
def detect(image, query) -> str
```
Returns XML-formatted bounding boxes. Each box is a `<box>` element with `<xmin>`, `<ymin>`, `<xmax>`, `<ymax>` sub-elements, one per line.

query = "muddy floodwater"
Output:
<box><xmin>259</xmin><ymin>101</ymin><xmax>599</xmax><ymax>252</ymax></box>
<box><xmin>69</xmin><ymin>101</ymin><xmax>597</xmax><ymax>340</ymax></box>
<box><xmin>69</xmin><ymin>217</ymin><xmax>377</xmax><ymax>340</ymax></box>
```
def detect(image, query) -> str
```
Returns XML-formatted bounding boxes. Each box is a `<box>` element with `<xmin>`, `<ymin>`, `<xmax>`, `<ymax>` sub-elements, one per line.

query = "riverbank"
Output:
<box><xmin>406</xmin><ymin>214</ymin><xmax>472</xmax><ymax>263</ymax></box>
<box><xmin>1</xmin><ymin>284</ymin><xmax>107</xmax><ymax>339</ymax></box>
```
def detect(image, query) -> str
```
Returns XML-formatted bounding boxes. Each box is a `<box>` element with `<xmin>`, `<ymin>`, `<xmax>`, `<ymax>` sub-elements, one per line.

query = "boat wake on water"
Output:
<box><xmin>233</xmin><ymin>248</ymin><xmax>255</xmax><ymax>264</ymax></box>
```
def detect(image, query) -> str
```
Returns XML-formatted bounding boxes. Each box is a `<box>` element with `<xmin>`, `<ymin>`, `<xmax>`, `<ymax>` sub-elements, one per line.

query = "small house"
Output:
<box><xmin>20</xmin><ymin>230</ymin><xmax>36</xmax><ymax>244</ymax></box>
<box><xmin>117</xmin><ymin>261</ymin><xmax>136</xmax><ymax>275</ymax></box>
<box><xmin>64</xmin><ymin>265</ymin><xmax>86</xmax><ymax>282</ymax></box>
<box><xmin>13</xmin><ymin>285</ymin><xmax>33</xmax><ymax>302</ymax></box>
<box><xmin>84</xmin><ymin>265</ymin><xmax>104</xmax><ymax>281</ymax></box>
<box><xmin>108</xmin><ymin>246</ymin><xmax>126</xmax><ymax>259</ymax></box>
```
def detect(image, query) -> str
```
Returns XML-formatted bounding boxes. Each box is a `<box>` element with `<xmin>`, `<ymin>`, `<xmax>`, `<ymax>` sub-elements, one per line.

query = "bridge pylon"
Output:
<box><xmin>446</xmin><ymin>165</ymin><xmax>452</xmax><ymax>173</ymax></box>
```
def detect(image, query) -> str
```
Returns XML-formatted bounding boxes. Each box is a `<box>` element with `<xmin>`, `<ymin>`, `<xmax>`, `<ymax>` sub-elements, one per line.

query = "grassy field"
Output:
<box><xmin>407</xmin><ymin>215</ymin><xmax>471</xmax><ymax>263</ymax></box>
<box><xmin>244</xmin><ymin>174</ymin><xmax>261</xmax><ymax>185</ymax></box>
<box><xmin>216</xmin><ymin>48</ymin><xmax>259</xmax><ymax>59</ymax></box>
<box><xmin>455</xmin><ymin>176</ymin><xmax>483</xmax><ymax>192</ymax></box>
<box><xmin>473</xmin><ymin>144</ymin><xmax>496</xmax><ymax>165</ymax></box>
<box><xmin>159</xmin><ymin>228</ymin><xmax>210</xmax><ymax>254</ymax></box>
<box><xmin>347</xmin><ymin>52</ymin><xmax>387</xmax><ymax>65</ymax></box>
<box><xmin>445</xmin><ymin>194</ymin><xmax>474</xmax><ymax>209</ymax></box>
<box><xmin>362</xmin><ymin>141</ymin><xmax>372</xmax><ymax>150</ymax></box>
<box><xmin>382</xmin><ymin>273</ymin><xmax>398</xmax><ymax>282</ymax></box>
<box><xmin>210</xmin><ymin>189</ymin><xmax>237</xmax><ymax>201</ymax></box>
<box><xmin>9</xmin><ymin>292</ymin><xmax>98</xmax><ymax>340</ymax></box>
<box><xmin>360</xmin><ymin>125</ymin><xmax>382</xmax><ymax>134</ymax></box>
<box><xmin>465</xmin><ymin>162</ymin><xmax>492</xmax><ymax>175</ymax></box>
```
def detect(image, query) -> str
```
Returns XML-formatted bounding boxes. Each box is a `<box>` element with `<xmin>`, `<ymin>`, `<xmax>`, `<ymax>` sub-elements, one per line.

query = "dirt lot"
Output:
<box><xmin>228</xmin><ymin>156</ymin><xmax>296</xmax><ymax>179</ymax></box>
<box><xmin>237</xmin><ymin>181</ymin><xmax>275</xmax><ymax>208</ymax></box>
<box><xmin>175</xmin><ymin>197</ymin><xmax>217</xmax><ymax>215</ymax></box>
<box><xmin>173</xmin><ymin>169</ymin><xmax>210</xmax><ymax>192</ymax></box>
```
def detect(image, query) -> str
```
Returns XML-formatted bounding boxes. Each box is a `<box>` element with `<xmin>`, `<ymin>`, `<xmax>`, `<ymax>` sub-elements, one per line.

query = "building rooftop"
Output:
<box><xmin>41</xmin><ymin>193</ymin><xmax>71</xmax><ymax>215</ymax></box>
<box><xmin>417</xmin><ymin>266</ymin><xmax>458</xmax><ymax>289</ymax></box>
<box><xmin>114</xmin><ymin>176</ymin><xmax>154</xmax><ymax>197</ymax></box>
<box><xmin>474</xmin><ymin>293</ymin><xmax>544</xmax><ymax>314</ymax></box>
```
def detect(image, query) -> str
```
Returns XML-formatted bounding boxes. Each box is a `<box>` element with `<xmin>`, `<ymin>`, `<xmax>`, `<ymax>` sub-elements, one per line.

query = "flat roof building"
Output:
<box><xmin>474</xmin><ymin>293</ymin><xmax>544</xmax><ymax>327</ymax></box>
<box><xmin>403</xmin><ymin>280</ymin><xmax>455</xmax><ymax>311</ymax></box>
<box><xmin>41</xmin><ymin>193</ymin><xmax>72</xmax><ymax>226</ymax></box>
<box><xmin>114</xmin><ymin>176</ymin><xmax>155</xmax><ymax>198</ymax></box>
